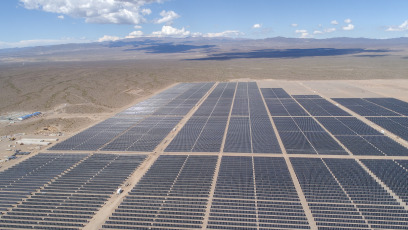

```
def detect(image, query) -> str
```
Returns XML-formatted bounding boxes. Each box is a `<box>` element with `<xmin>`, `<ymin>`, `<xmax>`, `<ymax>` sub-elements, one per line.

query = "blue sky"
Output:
<box><xmin>1</xmin><ymin>0</ymin><xmax>407</xmax><ymax>48</ymax></box>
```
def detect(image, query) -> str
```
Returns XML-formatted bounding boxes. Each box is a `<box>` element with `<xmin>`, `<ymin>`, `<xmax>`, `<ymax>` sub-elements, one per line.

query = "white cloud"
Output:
<box><xmin>295</xmin><ymin>29</ymin><xmax>310</xmax><ymax>38</ymax></box>
<box><xmin>0</xmin><ymin>38</ymin><xmax>89</xmax><ymax>49</ymax></box>
<box><xmin>386</xmin><ymin>20</ymin><xmax>408</xmax><ymax>31</ymax></box>
<box><xmin>291</xmin><ymin>23</ymin><xmax>298</xmax><ymax>27</ymax></box>
<box><xmin>98</xmin><ymin>26</ymin><xmax>243</xmax><ymax>40</ymax></box>
<box><xmin>331</xmin><ymin>20</ymin><xmax>338</xmax><ymax>25</ymax></box>
<box><xmin>19</xmin><ymin>0</ymin><xmax>165</xmax><ymax>24</ymax></box>
<box><xmin>134</xmin><ymin>25</ymin><xmax>142</xmax><ymax>29</ymax></box>
<box><xmin>313</xmin><ymin>27</ymin><xmax>336</xmax><ymax>35</ymax></box>
<box><xmin>342</xmin><ymin>24</ymin><xmax>354</xmax><ymax>31</ymax></box>
<box><xmin>98</xmin><ymin>35</ymin><xmax>121</xmax><ymax>42</ymax></box>
<box><xmin>151</xmin><ymin>25</ymin><xmax>190</xmax><ymax>37</ymax></box>
<box><xmin>295</xmin><ymin>29</ymin><xmax>307</xmax><ymax>33</ymax></box>
<box><xmin>252</xmin><ymin>24</ymin><xmax>261</xmax><ymax>29</ymax></box>
<box><xmin>126</xmin><ymin>30</ymin><xmax>144</xmax><ymax>38</ymax></box>
<box><xmin>141</xmin><ymin>8</ymin><xmax>152</xmax><ymax>16</ymax></box>
<box><xmin>203</xmin><ymin>30</ymin><xmax>242</xmax><ymax>38</ymax></box>
<box><xmin>57</xmin><ymin>15</ymin><xmax>64</xmax><ymax>19</ymax></box>
<box><xmin>155</xmin><ymin>10</ymin><xmax>180</xmax><ymax>24</ymax></box>
<box><xmin>325</xmin><ymin>28</ymin><xmax>336</xmax><ymax>33</ymax></box>
<box><xmin>344</xmin><ymin>18</ymin><xmax>352</xmax><ymax>24</ymax></box>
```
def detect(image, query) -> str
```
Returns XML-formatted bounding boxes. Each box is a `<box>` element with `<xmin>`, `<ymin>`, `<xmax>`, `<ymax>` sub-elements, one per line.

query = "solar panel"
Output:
<box><xmin>332</xmin><ymin>98</ymin><xmax>400</xmax><ymax>116</ymax></box>
<box><xmin>364</xmin><ymin>98</ymin><xmax>408</xmax><ymax>116</ymax></box>
<box><xmin>367</xmin><ymin>117</ymin><xmax>408</xmax><ymax>141</ymax></box>
<box><xmin>0</xmin><ymin>153</ymin><xmax>146</xmax><ymax>229</ymax></box>
<box><xmin>104</xmin><ymin>155</ymin><xmax>217</xmax><ymax>229</ymax></box>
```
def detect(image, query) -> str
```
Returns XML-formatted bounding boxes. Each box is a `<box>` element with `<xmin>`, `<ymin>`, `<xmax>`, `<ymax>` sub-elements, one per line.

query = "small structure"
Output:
<box><xmin>18</xmin><ymin>112</ymin><xmax>41</xmax><ymax>121</ymax></box>
<box><xmin>16</xmin><ymin>139</ymin><xmax>51</xmax><ymax>146</ymax></box>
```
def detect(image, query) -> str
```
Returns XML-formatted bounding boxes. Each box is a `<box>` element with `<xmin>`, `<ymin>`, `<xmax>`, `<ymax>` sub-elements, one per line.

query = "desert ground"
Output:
<box><xmin>1</xmin><ymin>38</ymin><xmax>408</xmax><ymax>163</ymax></box>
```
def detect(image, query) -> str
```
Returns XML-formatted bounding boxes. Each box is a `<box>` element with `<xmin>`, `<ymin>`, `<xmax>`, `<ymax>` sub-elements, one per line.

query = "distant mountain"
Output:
<box><xmin>1</xmin><ymin>37</ymin><xmax>407</xmax><ymax>63</ymax></box>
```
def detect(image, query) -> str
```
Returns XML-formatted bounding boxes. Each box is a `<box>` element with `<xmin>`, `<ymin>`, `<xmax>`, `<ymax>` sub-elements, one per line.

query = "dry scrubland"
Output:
<box><xmin>1</xmin><ymin>45</ymin><xmax>408</xmax><ymax>137</ymax></box>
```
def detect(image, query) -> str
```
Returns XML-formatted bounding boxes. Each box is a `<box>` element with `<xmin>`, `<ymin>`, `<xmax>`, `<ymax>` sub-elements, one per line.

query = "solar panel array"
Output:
<box><xmin>324</xmin><ymin>159</ymin><xmax>408</xmax><ymax>229</ymax></box>
<box><xmin>209</xmin><ymin>156</ymin><xmax>310</xmax><ymax>229</ymax></box>
<box><xmin>292</xmin><ymin>158</ymin><xmax>408</xmax><ymax>229</ymax></box>
<box><xmin>103</xmin><ymin>155</ymin><xmax>217</xmax><ymax>229</ymax></box>
<box><xmin>50</xmin><ymin>82</ymin><xmax>214</xmax><ymax>151</ymax></box>
<box><xmin>102</xmin><ymin>116</ymin><xmax>182</xmax><ymax>152</ymax></box>
<box><xmin>367</xmin><ymin>117</ymin><xmax>408</xmax><ymax>142</ymax></box>
<box><xmin>332</xmin><ymin>98</ymin><xmax>401</xmax><ymax>116</ymax></box>
<box><xmin>4</xmin><ymin>81</ymin><xmax>408</xmax><ymax>230</ymax></box>
<box><xmin>275</xmin><ymin>117</ymin><xmax>348</xmax><ymax>155</ymax></box>
<box><xmin>0</xmin><ymin>153</ymin><xmax>146</xmax><ymax>229</ymax></box>
<box><xmin>365</xmin><ymin>98</ymin><xmax>408</xmax><ymax>116</ymax></box>
<box><xmin>224</xmin><ymin>82</ymin><xmax>281</xmax><ymax>153</ymax></box>
<box><xmin>317</xmin><ymin>117</ymin><xmax>408</xmax><ymax>156</ymax></box>
<box><xmin>291</xmin><ymin>158</ymin><xmax>370</xmax><ymax>229</ymax></box>
<box><xmin>362</xmin><ymin>159</ymin><xmax>408</xmax><ymax>205</ymax></box>
<box><xmin>262</xmin><ymin>88</ymin><xmax>309</xmax><ymax>116</ymax></box>
<box><xmin>0</xmin><ymin>154</ymin><xmax>87</xmax><ymax>214</ymax></box>
<box><xmin>294</xmin><ymin>97</ymin><xmax>350</xmax><ymax>116</ymax></box>
<box><xmin>260</xmin><ymin>88</ymin><xmax>348</xmax><ymax>155</ymax></box>
<box><xmin>165</xmin><ymin>83</ymin><xmax>236</xmax><ymax>152</ymax></box>
<box><xmin>332</xmin><ymin>97</ymin><xmax>408</xmax><ymax>155</ymax></box>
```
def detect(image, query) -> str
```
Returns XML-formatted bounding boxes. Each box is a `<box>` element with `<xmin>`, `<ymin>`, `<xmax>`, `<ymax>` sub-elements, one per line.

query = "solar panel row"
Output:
<box><xmin>209</xmin><ymin>156</ymin><xmax>310</xmax><ymax>229</ymax></box>
<box><xmin>225</xmin><ymin>82</ymin><xmax>281</xmax><ymax>153</ymax></box>
<box><xmin>365</xmin><ymin>98</ymin><xmax>408</xmax><ymax>116</ymax></box>
<box><xmin>102</xmin><ymin>116</ymin><xmax>182</xmax><ymax>152</ymax></box>
<box><xmin>291</xmin><ymin>158</ymin><xmax>370</xmax><ymax>229</ymax></box>
<box><xmin>295</xmin><ymin>98</ymin><xmax>350</xmax><ymax>116</ymax></box>
<box><xmin>362</xmin><ymin>159</ymin><xmax>408</xmax><ymax>205</ymax></box>
<box><xmin>317</xmin><ymin>117</ymin><xmax>408</xmax><ymax>156</ymax></box>
<box><xmin>262</xmin><ymin>88</ymin><xmax>308</xmax><ymax>116</ymax></box>
<box><xmin>51</xmin><ymin>82</ymin><xmax>214</xmax><ymax>151</ymax></box>
<box><xmin>0</xmin><ymin>153</ymin><xmax>87</xmax><ymax>214</ymax></box>
<box><xmin>325</xmin><ymin>159</ymin><xmax>408</xmax><ymax>229</ymax></box>
<box><xmin>332</xmin><ymin>98</ymin><xmax>400</xmax><ymax>116</ymax></box>
<box><xmin>275</xmin><ymin>117</ymin><xmax>347</xmax><ymax>155</ymax></box>
<box><xmin>367</xmin><ymin>117</ymin><xmax>408</xmax><ymax>142</ymax></box>
<box><xmin>49</xmin><ymin>117</ymin><xmax>145</xmax><ymax>151</ymax></box>
<box><xmin>165</xmin><ymin>83</ymin><xmax>236</xmax><ymax>152</ymax></box>
<box><xmin>119</xmin><ymin>83</ymin><xmax>213</xmax><ymax>116</ymax></box>
<box><xmin>261</xmin><ymin>88</ymin><xmax>291</xmax><ymax>99</ymax></box>
<box><xmin>0</xmin><ymin>153</ymin><xmax>146</xmax><ymax>230</ymax></box>
<box><xmin>103</xmin><ymin>155</ymin><xmax>217</xmax><ymax>229</ymax></box>
<box><xmin>292</xmin><ymin>158</ymin><xmax>408</xmax><ymax>229</ymax></box>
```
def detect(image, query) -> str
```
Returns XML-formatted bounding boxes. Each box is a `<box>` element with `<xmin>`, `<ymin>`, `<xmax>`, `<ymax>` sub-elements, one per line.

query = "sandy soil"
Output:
<box><xmin>1</xmin><ymin>54</ymin><xmax>407</xmax><ymax>160</ymax></box>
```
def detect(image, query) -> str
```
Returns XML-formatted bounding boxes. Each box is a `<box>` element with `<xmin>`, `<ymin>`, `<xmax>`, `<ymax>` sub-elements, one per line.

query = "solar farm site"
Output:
<box><xmin>2</xmin><ymin>81</ymin><xmax>408</xmax><ymax>230</ymax></box>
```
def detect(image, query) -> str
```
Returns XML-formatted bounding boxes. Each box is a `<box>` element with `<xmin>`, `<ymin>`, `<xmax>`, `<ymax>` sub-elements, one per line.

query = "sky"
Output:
<box><xmin>1</xmin><ymin>0</ymin><xmax>408</xmax><ymax>48</ymax></box>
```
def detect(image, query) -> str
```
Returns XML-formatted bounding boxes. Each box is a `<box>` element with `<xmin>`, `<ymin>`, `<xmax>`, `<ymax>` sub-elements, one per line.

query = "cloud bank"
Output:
<box><xmin>386</xmin><ymin>20</ymin><xmax>408</xmax><ymax>32</ymax></box>
<box><xmin>19</xmin><ymin>0</ymin><xmax>164</xmax><ymax>24</ymax></box>
<box><xmin>155</xmin><ymin>10</ymin><xmax>180</xmax><ymax>24</ymax></box>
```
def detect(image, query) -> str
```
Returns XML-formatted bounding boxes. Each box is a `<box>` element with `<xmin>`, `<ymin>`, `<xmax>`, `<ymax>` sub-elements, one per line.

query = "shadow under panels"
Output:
<box><xmin>102</xmin><ymin>155</ymin><xmax>217</xmax><ymax>230</ymax></box>
<box><xmin>50</xmin><ymin>82</ymin><xmax>214</xmax><ymax>152</ymax></box>
<box><xmin>208</xmin><ymin>156</ymin><xmax>310</xmax><ymax>229</ymax></box>
<box><xmin>165</xmin><ymin>83</ymin><xmax>236</xmax><ymax>152</ymax></box>
<box><xmin>0</xmin><ymin>153</ymin><xmax>146</xmax><ymax>230</ymax></box>
<box><xmin>317</xmin><ymin>117</ymin><xmax>408</xmax><ymax>156</ymax></box>
<box><xmin>292</xmin><ymin>158</ymin><xmax>408</xmax><ymax>229</ymax></box>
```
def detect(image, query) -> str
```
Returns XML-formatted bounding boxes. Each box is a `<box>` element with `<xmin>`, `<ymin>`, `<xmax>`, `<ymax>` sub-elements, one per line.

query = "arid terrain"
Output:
<box><xmin>1</xmin><ymin>37</ymin><xmax>408</xmax><ymax>160</ymax></box>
